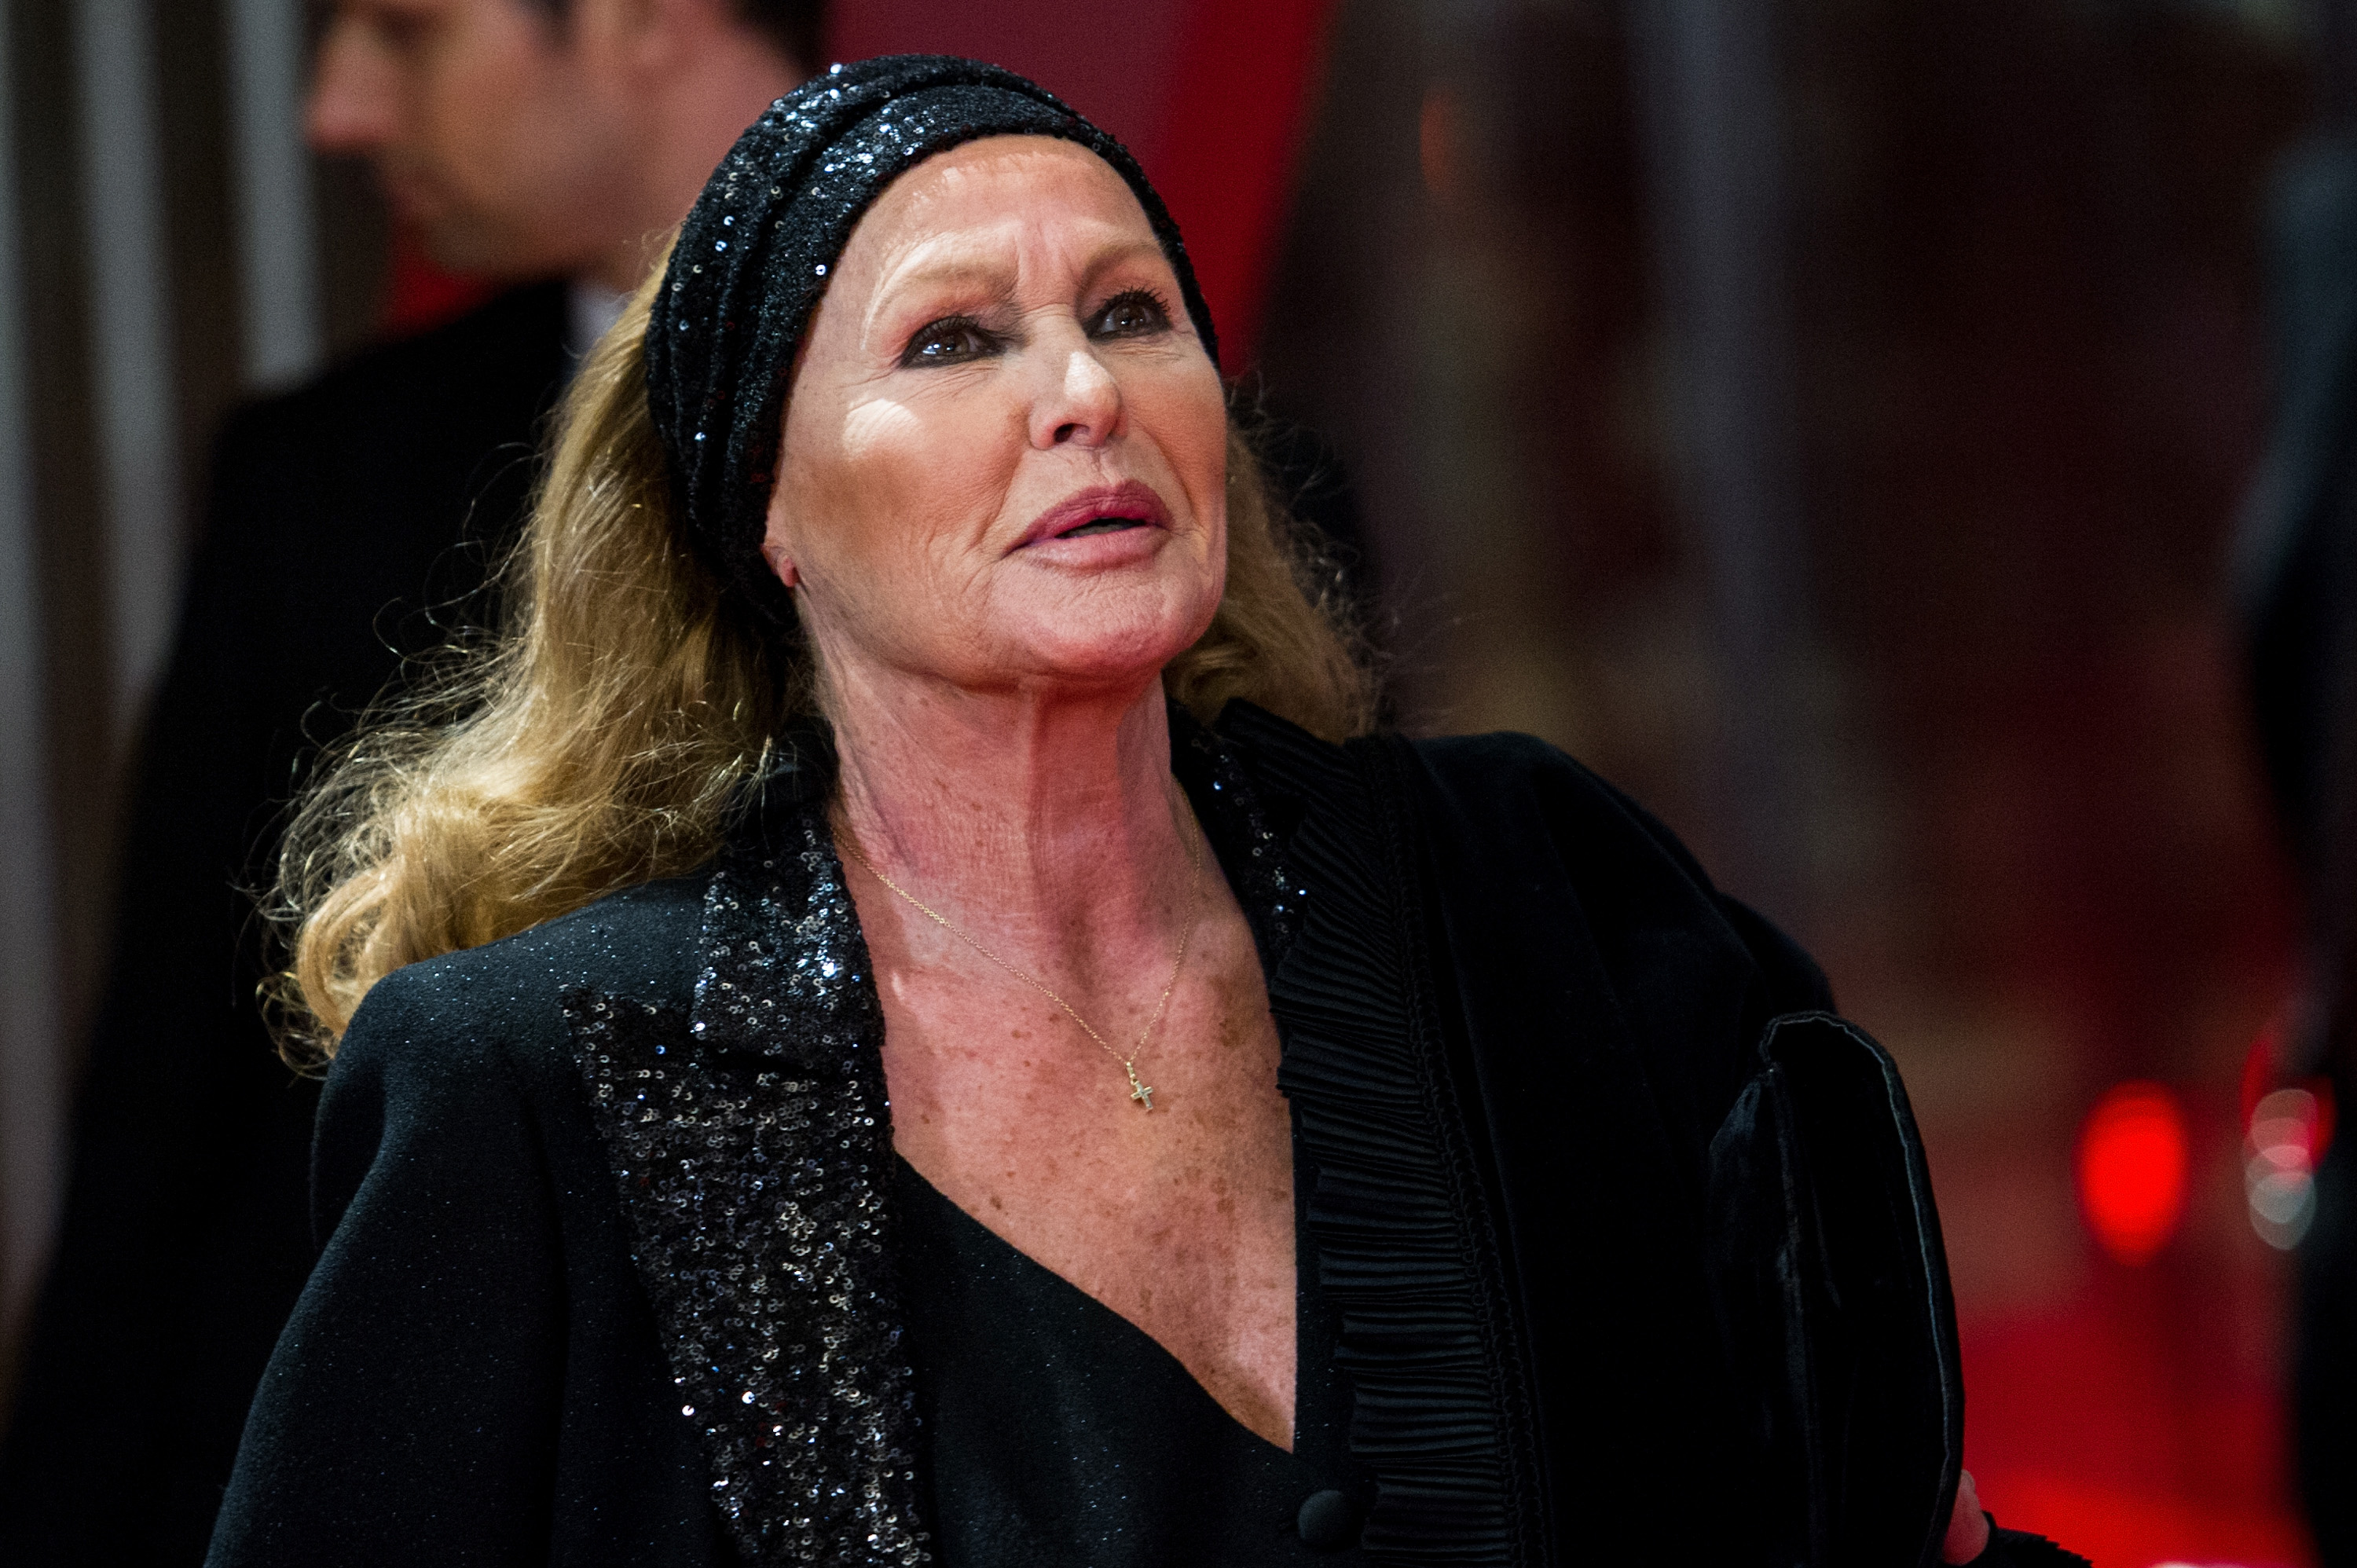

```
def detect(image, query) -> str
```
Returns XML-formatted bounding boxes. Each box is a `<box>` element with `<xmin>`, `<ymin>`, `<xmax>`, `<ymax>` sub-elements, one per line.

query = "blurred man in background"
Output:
<box><xmin>0</xmin><ymin>2</ymin><xmax>817</xmax><ymax>1559</ymax></box>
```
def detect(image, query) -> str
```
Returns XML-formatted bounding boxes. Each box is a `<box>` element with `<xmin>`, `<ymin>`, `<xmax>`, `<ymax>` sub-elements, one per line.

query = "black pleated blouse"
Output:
<box><xmin>894</xmin><ymin>1142</ymin><xmax>1369</xmax><ymax>1565</ymax></box>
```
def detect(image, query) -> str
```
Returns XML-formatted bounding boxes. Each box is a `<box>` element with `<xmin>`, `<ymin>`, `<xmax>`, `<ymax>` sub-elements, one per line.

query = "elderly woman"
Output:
<box><xmin>209</xmin><ymin>57</ymin><xmax>2072</xmax><ymax>1568</ymax></box>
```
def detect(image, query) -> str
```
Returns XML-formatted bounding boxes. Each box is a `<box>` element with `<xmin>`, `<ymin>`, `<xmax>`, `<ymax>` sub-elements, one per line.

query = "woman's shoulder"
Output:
<box><xmin>1403</xmin><ymin>728</ymin><xmax>1717</xmax><ymax>885</ymax></box>
<box><xmin>1215</xmin><ymin>702</ymin><xmax>1827</xmax><ymax>1013</ymax></box>
<box><xmin>1408</xmin><ymin>730</ymin><xmax>1831</xmax><ymax>1010</ymax></box>
<box><xmin>1215</xmin><ymin>700</ymin><xmax>1699</xmax><ymax>860</ymax></box>
<box><xmin>304</xmin><ymin>869</ymin><xmax>714</xmax><ymax>1252</ymax></box>
<box><xmin>335</xmin><ymin>867</ymin><xmax>713</xmax><ymax>1084</ymax></box>
<box><xmin>1217</xmin><ymin>699</ymin><xmax>1715</xmax><ymax>891</ymax></box>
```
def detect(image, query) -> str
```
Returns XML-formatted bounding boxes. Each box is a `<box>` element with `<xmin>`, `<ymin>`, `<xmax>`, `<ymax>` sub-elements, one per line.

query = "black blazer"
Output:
<box><xmin>207</xmin><ymin>704</ymin><xmax>2068</xmax><ymax>1567</ymax></box>
<box><xmin>0</xmin><ymin>285</ymin><xmax>572</xmax><ymax>1566</ymax></box>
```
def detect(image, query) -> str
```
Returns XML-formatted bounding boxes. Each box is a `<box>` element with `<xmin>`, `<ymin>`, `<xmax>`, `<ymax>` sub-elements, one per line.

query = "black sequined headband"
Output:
<box><xmin>643</xmin><ymin>54</ymin><xmax>1220</xmax><ymax>627</ymax></box>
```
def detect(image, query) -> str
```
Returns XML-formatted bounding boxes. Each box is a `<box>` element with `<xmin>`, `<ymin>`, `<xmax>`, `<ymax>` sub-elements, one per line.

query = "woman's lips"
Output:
<box><xmin>1013</xmin><ymin>481</ymin><xmax>1171</xmax><ymax>552</ymax></box>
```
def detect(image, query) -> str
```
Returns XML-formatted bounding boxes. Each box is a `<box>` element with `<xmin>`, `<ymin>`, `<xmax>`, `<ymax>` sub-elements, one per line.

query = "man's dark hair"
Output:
<box><xmin>536</xmin><ymin>0</ymin><xmax>827</xmax><ymax>74</ymax></box>
<box><xmin>729</xmin><ymin>0</ymin><xmax>826</xmax><ymax>71</ymax></box>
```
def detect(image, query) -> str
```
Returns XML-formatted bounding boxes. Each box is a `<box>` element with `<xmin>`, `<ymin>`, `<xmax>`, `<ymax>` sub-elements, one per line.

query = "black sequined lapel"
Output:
<box><xmin>565</xmin><ymin>804</ymin><xmax>928</xmax><ymax>1566</ymax></box>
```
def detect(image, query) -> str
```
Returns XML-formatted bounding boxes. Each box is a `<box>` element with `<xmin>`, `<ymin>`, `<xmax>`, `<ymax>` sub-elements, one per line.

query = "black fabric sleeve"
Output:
<box><xmin>206</xmin><ymin>980</ymin><xmax>569</xmax><ymax>1566</ymax></box>
<box><xmin>1714</xmin><ymin>892</ymin><xmax>1837</xmax><ymax>1015</ymax></box>
<box><xmin>1537</xmin><ymin>741</ymin><xmax>1837</xmax><ymax>1016</ymax></box>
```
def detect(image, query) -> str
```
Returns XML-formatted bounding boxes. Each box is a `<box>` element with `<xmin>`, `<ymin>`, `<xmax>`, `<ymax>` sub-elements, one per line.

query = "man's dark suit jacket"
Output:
<box><xmin>0</xmin><ymin>282</ymin><xmax>571</xmax><ymax>1565</ymax></box>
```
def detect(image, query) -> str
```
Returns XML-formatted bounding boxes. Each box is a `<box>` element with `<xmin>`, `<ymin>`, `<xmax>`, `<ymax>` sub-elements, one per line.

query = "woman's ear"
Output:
<box><xmin>760</xmin><ymin>537</ymin><xmax>801</xmax><ymax>589</ymax></box>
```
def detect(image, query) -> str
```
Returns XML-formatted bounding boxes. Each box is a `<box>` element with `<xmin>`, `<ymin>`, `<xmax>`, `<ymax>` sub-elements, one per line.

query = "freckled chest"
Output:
<box><xmin>873</xmin><ymin>901</ymin><xmax>1300</xmax><ymax>1440</ymax></box>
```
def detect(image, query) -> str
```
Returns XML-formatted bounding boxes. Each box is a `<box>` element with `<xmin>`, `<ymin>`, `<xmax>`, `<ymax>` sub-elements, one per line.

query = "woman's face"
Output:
<box><xmin>765</xmin><ymin>136</ymin><xmax>1229</xmax><ymax>708</ymax></box>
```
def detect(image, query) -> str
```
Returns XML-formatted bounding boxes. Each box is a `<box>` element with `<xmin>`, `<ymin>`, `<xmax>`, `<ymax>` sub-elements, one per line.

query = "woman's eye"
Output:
<box><xmin>1089</xmin><ymin>290</ymin><xmax>1171</xmax><ymax>340</ymax></box>
<box><xmin>901</xmin><ymin>317</ymin><xmax>998</xmax><ymax>365</ymax></box>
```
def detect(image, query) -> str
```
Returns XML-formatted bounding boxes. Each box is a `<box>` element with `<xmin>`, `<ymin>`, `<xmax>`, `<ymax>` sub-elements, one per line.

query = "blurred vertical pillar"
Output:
<box><xmin>1249</xmin><ymin>0</ymin><xmax>1442</xmax><ymax>716</ymax></box>
<box><xmin>2324</xmin><ymin>0</ymin><xmax>2357</xmax><ymax>129</ymax></box>
<box><xmin>73</xmin><ymin>0</ymin><xmax>178</xmax><ymax>747</ymax></box>
<box><xmin>1409</xmin><ymin>0</ymin><xmax>1593</xmax><ymax>746</ymax></box>
<box><xmin>225</xmin><ymin>0</ymin><xmax>317</xmax><ymax>388</ymax></box>
<box><xmin>1629</xmin><ymin>0</ymin><xmax>1812</xmax><ymax>925</ymax></box>
<box><xmin>0</xmin><ymin>0</ymin><xmax>60</xmax><ymax>1352</ymax></box>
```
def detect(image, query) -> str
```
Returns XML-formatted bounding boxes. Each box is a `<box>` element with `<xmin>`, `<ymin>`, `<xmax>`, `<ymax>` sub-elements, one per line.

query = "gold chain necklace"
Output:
<box><xmin>836</xmin><ymin>802</ymin><xmax>1204</xmax><ymax>1112</ymax></box>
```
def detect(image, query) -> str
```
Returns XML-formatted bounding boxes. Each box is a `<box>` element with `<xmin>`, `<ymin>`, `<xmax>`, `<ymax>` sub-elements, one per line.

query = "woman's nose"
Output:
<box><xmin>1028</xmin><ymin>342</ymin><xmax>1124</xmax><ymax>450</ymax></box>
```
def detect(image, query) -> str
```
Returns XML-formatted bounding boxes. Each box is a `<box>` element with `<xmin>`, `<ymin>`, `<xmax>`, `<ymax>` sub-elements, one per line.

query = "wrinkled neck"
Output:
<box><xmin>826</xmin><ymin>671</ymin><xmax>1201</xmax><ymax>979</ymax></box>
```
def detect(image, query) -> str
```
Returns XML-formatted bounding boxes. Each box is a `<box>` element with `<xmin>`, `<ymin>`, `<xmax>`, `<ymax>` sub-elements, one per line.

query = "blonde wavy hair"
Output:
<box><xmin>268</xmin><ymin>266</ymin><xmax>1374</xmax><ymax>1064</ymax></box>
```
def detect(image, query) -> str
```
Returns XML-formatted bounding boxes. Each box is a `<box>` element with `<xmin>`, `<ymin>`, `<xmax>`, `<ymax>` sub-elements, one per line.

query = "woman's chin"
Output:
<box><xmin>1019</xmin><ymin>643</ymin><xmax>1191</xmax><ymax>696</ymax></box>
<box><xmin>972</xmin><ymin>614</ymin><xmax>1211</xmax><ymax>699</ymax></box>
<box><xmin>973</xmin><ymin>566</ymin><xmax>1219</xmax><ymax>688</ymax></box>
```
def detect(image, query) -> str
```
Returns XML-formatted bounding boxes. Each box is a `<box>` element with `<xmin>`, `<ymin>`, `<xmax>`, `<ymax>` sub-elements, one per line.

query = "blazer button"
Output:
<box><xmin>1296</xmin><ymin>1489</ymin><xmax>1362</xmax><ymax>1551</ymax></box>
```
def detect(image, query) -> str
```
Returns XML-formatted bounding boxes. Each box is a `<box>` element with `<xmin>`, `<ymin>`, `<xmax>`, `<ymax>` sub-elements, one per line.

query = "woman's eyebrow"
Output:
<box><xmin>868</xmin><ymin>235</ymin><xmax>1014</xmax><ymax>317</ymax></box>
<box><xmin>1072</xmin><ymin>237</ymin><xmax>1174</xmax><ymax>291</ymax></box>
<box><xmin>860</xmin><ymin>254</ymin><xmax>1010</xmax><ymax>353</ymax></box>
<box><xmin>881</xmin><ymin>258</ymin><xmax>1007</xmax><ymax>299</ymax></box>
<box><xmin>862</xmin><ymin>231</ymin><xmax>1173</xmax><ymax>343</ymax></box>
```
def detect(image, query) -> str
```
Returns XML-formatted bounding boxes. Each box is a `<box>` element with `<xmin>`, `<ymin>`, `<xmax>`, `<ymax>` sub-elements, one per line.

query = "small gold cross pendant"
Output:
<box><xmin>1127</xmin><ymin>1064</ymin><xmax>1155</xmax><ymax>1111</ymax></box>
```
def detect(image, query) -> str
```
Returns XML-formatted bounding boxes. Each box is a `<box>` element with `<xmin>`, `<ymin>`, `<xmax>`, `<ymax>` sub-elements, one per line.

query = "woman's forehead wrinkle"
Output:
<box><xmin>840</xmin><ymin>146</ymin><xmax>1174</xmax><ymax>355</ymax></box>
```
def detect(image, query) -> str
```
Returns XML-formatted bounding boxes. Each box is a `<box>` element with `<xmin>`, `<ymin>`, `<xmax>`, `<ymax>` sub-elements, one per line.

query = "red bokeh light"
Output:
<box><xmin>2075</xmin><ymin>1081</ymin><xmax>2190</xmax><ymax>1266</ymax></box>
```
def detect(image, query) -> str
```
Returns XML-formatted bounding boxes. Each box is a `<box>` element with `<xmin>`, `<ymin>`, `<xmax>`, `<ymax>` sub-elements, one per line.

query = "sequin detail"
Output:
<box><xmin>565</xmin><ymin>808</ymin><xmax>928</xmax><ymax>1566</ymax></box>
<box><xmin>1174</xmin><ymin>704</ymin><xmax>1300</xmax><ymax>965</ymax></box>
